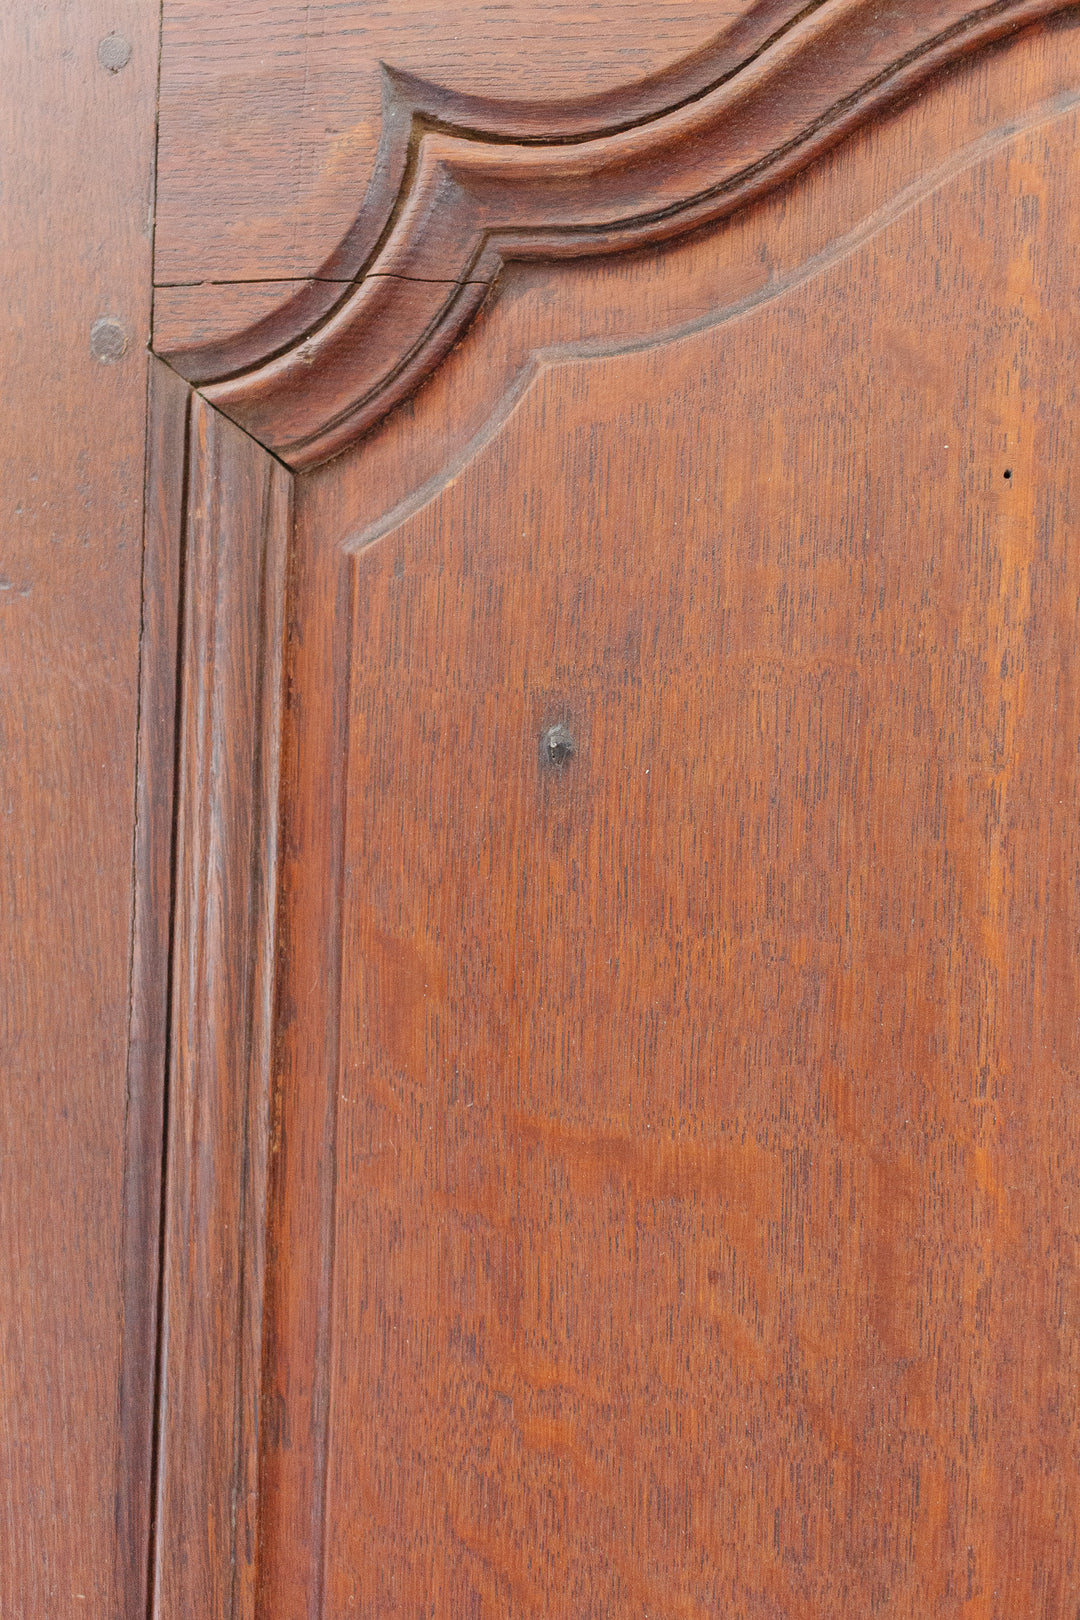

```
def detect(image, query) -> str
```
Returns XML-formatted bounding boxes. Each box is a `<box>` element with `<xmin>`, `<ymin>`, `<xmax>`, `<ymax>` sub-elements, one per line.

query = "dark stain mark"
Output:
<box><xmin>541</xmin><ymin>722</ymin><xmax>575</xmax><ymax>767</ymax></box>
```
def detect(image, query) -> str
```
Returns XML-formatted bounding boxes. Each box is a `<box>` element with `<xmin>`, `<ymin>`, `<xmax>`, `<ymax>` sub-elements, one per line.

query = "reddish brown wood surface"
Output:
<box><xmin>153</xmin><ymin>390</ymin><xmax>290</xmax><ymax>1620</ymax></box>
<box><xmin>143</xmin><ymin>9</ymin><xmax>1080</xmax><ymax>1620</ymax></box>
<box><xmin>153</xmin><ymin>0</ymin><xmax>767</xmax><ymax>352</ymax></box>
<box><xmin>170</xmin><ymin>0</ymin><xmax>1080</xmax><ymax>466</ymax></box>
<box><xmin>169</xmin><ymin>15</ymin><xmax>1080</xmax><ymax>1618</ymax></box>
<box><xmin>0</xmin><ymin>2</ymin><xmax>159</xmax><ymax>1617</ymax></box>
<box><xmin>320</xmin><ymin>154</ymin><xmax>1080</xmax><ymax>1609</ymax></box>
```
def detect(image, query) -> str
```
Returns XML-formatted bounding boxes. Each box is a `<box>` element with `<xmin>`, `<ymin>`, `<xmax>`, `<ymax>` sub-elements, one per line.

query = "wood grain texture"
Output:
<box><xmin>117</xmin><ymin>359</ymin><xmax>191</xmax><ymax>1620</ymax></box>
<box><xmin>0</xmin><ymin>2</ymin><xmax>158</xmax><ymax>1615</ymax></box>
<box><xmin>156</xmin><ymin>0</ymin><xmax>1079</xmax><ymax>382</ymax></box>
<box><xmin>173</xmin><ymin>0</ymin><xmax>1080</xmax><ymax>468</ymax></box>
<box><xmin>153</xmin><ymin>395</ymin><xmax>290</xmax><ymax>1620</ymax></box>
<box><xmin>193</xmin><ymin>16</ymin><xmax>1080</xmax><ymax>1618</ymax></box>
<box><xmin>153</xmin><ymin>0</ymin><xmax>769</xmax><ymax>346</ymax></box>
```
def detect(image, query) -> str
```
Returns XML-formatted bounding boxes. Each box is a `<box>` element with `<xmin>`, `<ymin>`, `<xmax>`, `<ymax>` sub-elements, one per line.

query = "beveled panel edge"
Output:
<box><xmin>116</xmin><ymin>357</ymin><xmax>190</xmax><ymax>1620</ymax></box>
<box><xmin>340</xmin><ymin>73</ymin><xmax>1080</xmax><ymax>560</ymax></box>
<box><xmin>154</xmin><ymin>0</ymin><xmax>1079</xmax><ymax>469</ymax></box>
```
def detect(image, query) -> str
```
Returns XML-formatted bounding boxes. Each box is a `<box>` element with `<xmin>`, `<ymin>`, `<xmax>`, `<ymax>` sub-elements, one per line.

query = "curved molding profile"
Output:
<box><xmin>156</xmin><ymin>0</ymin><xmax>845</xmax><ymax>379</ymax></box>
<box><xmin>341</xmin><ymin>76</ymin><xmax>1080</xmax><ymax>556</ymax></box>
<box><xmin>169</xmin><ymin>0</ymin><xmax>1078</xmax><ymax>468</ymax></box>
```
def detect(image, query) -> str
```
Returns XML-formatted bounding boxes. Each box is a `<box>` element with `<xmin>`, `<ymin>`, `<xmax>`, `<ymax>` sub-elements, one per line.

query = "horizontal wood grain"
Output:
<box><xmin>175</xmin><ymin>0</ymin><xmax>1080</xmax><ymax>468</ymax></box>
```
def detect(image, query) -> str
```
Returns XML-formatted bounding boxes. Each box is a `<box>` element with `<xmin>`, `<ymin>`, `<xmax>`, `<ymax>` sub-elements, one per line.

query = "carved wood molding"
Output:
<box><xmin>141</xmin><ymin>18</ymin><xmax>1080</xmax><ymax>1615</ymax></box>
<box><xmin>148</xmin><ymin>372</ymin><xmax>291</xmax><ymax>1620</ymax></box>
<box><xmin>154</xmin><ymin>0</ymin><xmax>855</xmax><ymax>380</ymax></box>
<box><xmin>153</xmin><ymin>0</ymin><xmax>1079</xmax><ymax>470</ymax></box>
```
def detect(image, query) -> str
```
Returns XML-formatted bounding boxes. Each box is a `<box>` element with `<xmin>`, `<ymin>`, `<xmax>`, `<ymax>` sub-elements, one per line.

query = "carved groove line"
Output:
<box><xmin>387</xmin><ymin>0</ymin><xmax>831</xmax><ymax>146</ymax></box>
<box><xmin>153</xmin><ymin>394</ymin><xmax>291</xmax><ymax>1620</ymax></box>
<box><xmin>162</xmin><ymin>0</ymin><xmax>1080</xmax><ymax>468</ymax></box>
<box><xmin>155</xmin><ymin>0</ymin><xmax>832</xmax><ymax>376</ymax></box>
<box><xmin>344</xmin><ymin>83</ymin><xmax>1080</xmax><ymax>557</ymax></box>
<box><xmin>354</xmin><ymin>0</ymin><xmax>831</xmax><ymax>300</ymax></box>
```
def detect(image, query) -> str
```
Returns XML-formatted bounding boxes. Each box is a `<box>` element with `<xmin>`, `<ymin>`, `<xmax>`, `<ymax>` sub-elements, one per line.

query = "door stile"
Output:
<box><xmin>143</xmin><ymin>370</ymin><xmax>291</xmax><ymax>1620</ymax></box>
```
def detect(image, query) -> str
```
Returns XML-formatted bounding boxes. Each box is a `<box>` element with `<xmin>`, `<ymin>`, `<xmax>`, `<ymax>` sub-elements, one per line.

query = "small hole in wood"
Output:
<box><xmin>1003</xmin><ymin>469</ymin><xmax>1013</xmax><ymax>480</ymax></box>
<box><xmin>541</xmin><ymin>723</ymin><xmax>575</xmax><ymax>767</ymax></box>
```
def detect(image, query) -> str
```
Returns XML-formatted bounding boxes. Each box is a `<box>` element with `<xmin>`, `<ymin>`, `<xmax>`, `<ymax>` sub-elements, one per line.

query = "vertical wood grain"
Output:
<box><xmin>154</xmin><ymin>396</ymin><xmax>290</xmax><ymax>1620</ymax></box>
<box><xmin>117</xmin><ymin>359</ymin><xmax>191</xmax><ymax>1620</ymax></box>
<box><xmin>328</xmin><ymin>121</ymin><xmax>1080</xmax><ymax>1608</ymax></box>
<box><xmin>0</xmin><ymin>1</ymin><xmax>158</xmax><ymax>1613</ymax></box>
<box><xmin>269</xmin><ymin>41</ymin><xmax>1080</xmax><ymax>1620</ymax></box>
<box><xmin>149</xmin><ymin>15</ymin><xmax>1080</xmax><ymax>1619</ymax></box>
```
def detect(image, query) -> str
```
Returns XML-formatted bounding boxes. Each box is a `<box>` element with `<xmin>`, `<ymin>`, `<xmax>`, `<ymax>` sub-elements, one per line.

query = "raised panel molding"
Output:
<box><xmin>145</xmin><ymin>11</ymin><xmax>1080</xmax><ymax>1618</ymax></box>
<box><xmin>153</xmin><ymin>0</ymin><xmax>1080</xmax><ymax>469</ymax></box>
<box><xmin>146</xmin><ymin>370</ymin><xmax>291</xmax><ymax>1620</ymax></box>
<box><xmin>152</xmin><ymin>0</ymin><xmax>825</xmax><ymax>364</ymax></box>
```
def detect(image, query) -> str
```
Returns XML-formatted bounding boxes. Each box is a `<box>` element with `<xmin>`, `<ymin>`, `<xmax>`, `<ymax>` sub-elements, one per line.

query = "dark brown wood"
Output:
<box><xmin>0</xmin><ymin>3</ymin><xmax>160</xmax><ymax>1616</ymax></box>
<box><xmin>153</xmin><ymin>392</ymin><xmax>290</xmax><ymax>1620</ymax></box>
<box><xmin>117</xmin><ymin>358</ymin><xmax>191</xmax><ymax>1620</ymax></box>
<box><xmin>153</xmin><ymin>11</ymin><xmax>1080</xmax><ymax>1618</ymax></box>
<box><xmin>162</xmin><ymin>0</ymin><xmax>1080</xmax><ymax>468</ymax></box>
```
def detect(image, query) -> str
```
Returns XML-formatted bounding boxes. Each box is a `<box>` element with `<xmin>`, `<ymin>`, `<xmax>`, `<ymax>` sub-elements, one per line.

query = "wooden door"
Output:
<box><xmin>0</xmin><ymin>5</ymin><xmax>160</xmax><ymax>1617</ymax></box>
<box><xmin>144</xmin><ymin>4</ymin><xmax>1080</xmax><ymax>1616</ymax></box>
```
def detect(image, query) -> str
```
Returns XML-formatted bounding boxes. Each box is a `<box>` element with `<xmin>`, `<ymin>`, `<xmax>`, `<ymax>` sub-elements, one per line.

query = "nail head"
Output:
<box><xmin>98</xmin><ymin>33</ymin><xmax>132</xmax><ymax>71</ymax></box>
<box><xmin>90</xmin><ymin>317</ymin><xmax>128</xmax><ymax>364</ymax></box>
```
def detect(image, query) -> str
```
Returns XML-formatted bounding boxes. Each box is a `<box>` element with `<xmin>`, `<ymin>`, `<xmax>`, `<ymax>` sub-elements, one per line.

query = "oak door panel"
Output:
<box><xmin>260</xmin><ymin>39</ymin><xmax>1080</xmax><ymax>1620</ymax></box>
<box><xmin>153</xmin><ymin>11</ymin><xmax>1080</xmax><ymax>1619</ymax></box>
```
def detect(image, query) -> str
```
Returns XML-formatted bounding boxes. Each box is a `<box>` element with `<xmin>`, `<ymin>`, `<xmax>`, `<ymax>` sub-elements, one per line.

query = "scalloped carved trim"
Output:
<box><xmin>341</xmin><ymin>79</ymin><xmax>1080</xmax><ymax>558</ymax></box>
<box><xmin>154</xmin><ymin>0</ymin><xmax>835</xmax><ymax>379</ymax></box>
<box><xmin>168</xmin><ymin>0</ymin><xmax>1078</xmax><ymax>468</ymax></box>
